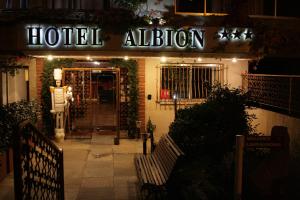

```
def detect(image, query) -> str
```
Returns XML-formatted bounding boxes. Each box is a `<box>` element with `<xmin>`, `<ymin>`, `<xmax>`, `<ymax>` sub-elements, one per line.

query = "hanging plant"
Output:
<box><xmin>109</xmin><ymin>59</ymin><xmax>139</xmax><ymax>138</ymax></box>
<box><xmin>41</xmin><ymin>59</ymin><xmax>73</xmax><ymax>137</ymax></box>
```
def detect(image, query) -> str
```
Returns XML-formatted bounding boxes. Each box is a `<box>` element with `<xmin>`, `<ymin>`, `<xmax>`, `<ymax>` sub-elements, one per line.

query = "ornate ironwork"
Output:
<box><xmin>13</xmin><ymin>120</ymin><xmax>64</xmax><ymax>200</ymax></box>
<box><xmin>243</xmin><ymin>74</ymin><xmax>300</xmax><ymax>115</ymax></box>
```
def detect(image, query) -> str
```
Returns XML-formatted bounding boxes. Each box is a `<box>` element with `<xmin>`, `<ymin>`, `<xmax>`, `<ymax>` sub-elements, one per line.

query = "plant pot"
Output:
<box><xmin>0</xmin><ymin>152</ymin><xmax>7</xmax><ymax>181</ymax></box>
<box><xmin>114</xmin><ymin>136</ymin><xmax>119</xmax><ymax>145</ymax></box>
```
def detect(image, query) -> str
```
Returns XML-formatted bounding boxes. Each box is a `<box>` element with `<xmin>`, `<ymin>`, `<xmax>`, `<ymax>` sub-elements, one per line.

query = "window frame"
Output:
<box><xmin>157</xmin><ymin>63</ymin><xmax>225</xmax><ymax>104</ymax></box>
<box><xmin>174</xmin><ymin>0</ymin><xmax>228</xmax><ymax>16</ymax></box>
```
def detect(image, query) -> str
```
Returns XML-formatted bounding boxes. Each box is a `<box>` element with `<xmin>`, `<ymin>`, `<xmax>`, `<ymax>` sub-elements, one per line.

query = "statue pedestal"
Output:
<box><xmin>55</xmin><ymin>128</ymin><xmax>65</xmax><ymax>143</ymax></box>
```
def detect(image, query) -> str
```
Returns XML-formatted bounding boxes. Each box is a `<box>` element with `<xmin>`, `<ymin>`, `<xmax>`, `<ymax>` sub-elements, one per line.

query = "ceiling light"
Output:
<box><xmin>232</xmin><ymin>58</ymin><xmax>237</xmax><ymax>63</ymax></box>
<box><xmin>124</xmin><ymin>56</ymin><xmax>129</xmax><ymax>60</ymax></box>
<box><xmin>160</xmin><ymin>56</ymin><xmax>167</xmax><ymax>63</ymax></box>
<box><xmin>93</xmin><ymin>61</ymin><xmax>100</xmax><ymax>65</ymax></box>
<box><xmin>197</xmin><ymin>57</ymin><xmax>202</xmax><ymax>62</ymax></box>
<box><xmin>47</xmin><ymin>55</ymin><xmax>53</xmax><ymax>61</ymax></box>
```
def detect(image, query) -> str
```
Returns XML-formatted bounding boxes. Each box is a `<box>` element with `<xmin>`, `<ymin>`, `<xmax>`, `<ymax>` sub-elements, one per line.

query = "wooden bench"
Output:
<box><xmin>134</xmin><ymin>134</ymin><xmax>184</xmax><ymax>197</ymax></box>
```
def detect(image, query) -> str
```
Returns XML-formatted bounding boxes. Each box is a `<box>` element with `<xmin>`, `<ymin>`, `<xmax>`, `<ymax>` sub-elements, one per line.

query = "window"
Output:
<box><xmin>158</xmin><ymin>64</ymin><xmax>225</xmax><ymax>102</ymax></box>
<box><xmin>174</xmin><ymin>0</ymin><xmax>229</xmax><ymax>16</ymax></box>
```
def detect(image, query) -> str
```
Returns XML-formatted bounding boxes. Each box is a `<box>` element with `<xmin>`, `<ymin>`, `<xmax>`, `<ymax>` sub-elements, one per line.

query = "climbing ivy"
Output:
<box><xmin>109</xmin><ymin>59</ymin><xmax>139</xmax><ymax>138</ymax></box>
<box><xmin>41</xmin><ymin>59</ymin><xmax>73</xmax><ymax>137</ymax></box>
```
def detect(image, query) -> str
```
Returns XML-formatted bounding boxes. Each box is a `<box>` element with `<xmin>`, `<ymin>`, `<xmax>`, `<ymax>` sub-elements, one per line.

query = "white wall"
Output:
<box><xmin>1</xmin><ymin>70</ymin><xmax>27</xmax><ymax>104</ymax></box>
<box><xmin>248</xmin><ymin>108</ymin><xmax>300</xmax><ymax>142</ymax></box>
<box><xmin>144</xmin><ymin>57</ymin><xmax>248</xmax><ymax>141</ymax></box>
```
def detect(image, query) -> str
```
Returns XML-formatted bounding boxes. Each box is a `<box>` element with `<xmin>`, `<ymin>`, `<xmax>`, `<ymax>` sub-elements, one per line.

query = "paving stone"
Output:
<box><xmin>91</xmin><ymin>135</ymin><xmax>114</xmax><ymax>145</ymax></box>
<box><xmin>64</xmin><ymin>149</ymin><xmax>89</xmax><ymax>161</ymax></box>
<box><xmin>0</xmin><ymin>136</ymin><xmax>141</xmax><ymax>200</ymax></box>
<box><xmin>113</xmin><ymin>176</ymin><xmax>138</xmax><ymax>187</ymax></box>
<box><xmin>114</xmin><ymin>185</ymin><xmax>138</xmax><ymax>200</ymax></box>
<box><xmin>76</xmin><ymin>187</ymin><xmax>114</xmax><ymax>200</ymax></box>
<box><xmin>81</xmin><ymin>177</ymin><xmax>114</xmax><ymax>188</ymax></box>
<box><xmin>65</xmin><ymin>184</ymin><xmax>81</xmax><ymax>200</ymax></box>
<box><xmin>83</xmin><ymin>160</ymin><xmax>113</xmax><ymax>178</ymax></box>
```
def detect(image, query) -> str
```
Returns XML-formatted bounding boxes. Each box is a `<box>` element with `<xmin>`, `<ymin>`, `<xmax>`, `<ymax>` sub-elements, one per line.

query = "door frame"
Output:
<box><xmin>62</xmin><ymin>67</ymin><xmax>121</xmax><ymax>141</ymax></box>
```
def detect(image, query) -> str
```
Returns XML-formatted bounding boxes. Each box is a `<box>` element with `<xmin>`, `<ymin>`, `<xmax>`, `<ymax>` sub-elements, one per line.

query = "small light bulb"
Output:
<box><xmin>47</xmin><ymin>55</ymin><xmax>53</xmax><ymax>61</ymax></box>
<box><xmin>197</xmin><ymin>57</ymin><xmax>202</xmax><ymax>62</ymax></box>
<box><xmin>161</xmin><ymin>56</ymin><xmax>167</xmax><ymax>63</ymax></box>
<box><xmin>124</xmin><ymin>56</ymin><xmax>129</xmax><ymax>60</ymax></box>
<box><xmin>232</xmin><ymin>58</ymin><xmax>237</xmax><ymax>63</ymax></box>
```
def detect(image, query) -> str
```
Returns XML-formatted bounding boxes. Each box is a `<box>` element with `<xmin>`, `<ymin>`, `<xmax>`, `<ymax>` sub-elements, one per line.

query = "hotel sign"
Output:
<box><xmin>123</xmin><ymin>28</ymin><xmax>204</xmax><ymax>49</ymax></box>
<box><xmin>26</xmin><ymin>25</ymin><xmax>103</xmax><ymax>48</ymax></box>
<box><xmin>25</xmin><ymin>25</ymin><xmax>252</xmax><ymax>50</ymax></box>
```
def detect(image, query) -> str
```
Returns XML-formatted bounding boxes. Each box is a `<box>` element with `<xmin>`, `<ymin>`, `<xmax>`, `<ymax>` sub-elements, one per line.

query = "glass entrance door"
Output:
<box><xmin>63</xmin><ymin>68</ymin><xmax>119</xmax><ymax>138</ymax></box>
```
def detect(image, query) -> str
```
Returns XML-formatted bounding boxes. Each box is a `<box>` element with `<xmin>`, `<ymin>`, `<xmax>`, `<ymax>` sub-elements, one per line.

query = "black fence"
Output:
<box><xmin>242</xmin><ymin>74</ymin><xmax>300</xmax><ymax>117</ymax></box>
<box><xmin>13</xmin><ymin>120</ymin><xmax>64</xmax><ymax>200</ymax></box>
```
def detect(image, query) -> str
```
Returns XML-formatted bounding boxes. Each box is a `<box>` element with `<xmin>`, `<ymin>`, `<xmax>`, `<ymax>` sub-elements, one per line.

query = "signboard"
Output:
<box><xmin>123</xmin><ymin>28</ymin><xmax>204</xmax><ymax>49</ymax></box>
<box><xmin>25</xmin><ymin>24</ymin><xmax>253</xmax><ymax>51</ymax></box>
<box><xmin>160</xmin><ymin>89</ymin><xmax>170</xmax><ymax>99</ymax></box>
<box><xmin>26</xmin><ymin>25</ymin><xmax>103</xmax><ymax>48</ymax></box>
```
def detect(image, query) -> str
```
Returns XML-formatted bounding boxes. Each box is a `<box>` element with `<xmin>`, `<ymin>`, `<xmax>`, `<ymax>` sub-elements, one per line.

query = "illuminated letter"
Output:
<box><xmin>138</xmin><ymin>28</ymin><xmax>150</xmax><ymax>46</ymax></box>
<box><xmin>152</xmin><ymin>28</ymin><xmax>163</xmax><ymax>46</ymax></box>
<box><xmin>27</xmin><ymin>27</ymin><xmax>42</xmax><ymax>45</ymax></box>
<box><xmin>76</xmin><ymin>27</ymin><xmax>88</xmax><ymax>45</ymax></box>
<box><xmin>62</xmin><ymin>27</ymin><xmax>73</xmax><ymax>45</ymax></box>
<box><xmin>124</xmin><ymin>30</ymin><xmax>137</xmax><ymax>47</ymax></box>
<box><xmin>192</xmin><ymin>29</ymin><xmax>205</xmax><ymax>48</ymax></box>
<box><xmin>91</xmin><ymin>27</ymin><xmax>103</xmax><ymax>46</ymax></box>
<box><xmin>45</xmin><ymin>27</ymin><xmax>60</xmax><ymax>47</ymax></box>
<box><xmin>165</xmin><ymin>29</ymin><xmax>173</xmax><ymax>47</ymax></box>
<box><xmin>175</xmin><ymin>30</ymin><xmax>188</xmax><ymax>48</ymax></box>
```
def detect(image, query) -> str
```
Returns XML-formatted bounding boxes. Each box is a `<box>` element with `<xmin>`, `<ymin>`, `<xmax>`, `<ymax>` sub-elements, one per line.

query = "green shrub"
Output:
<box><xmin>0</xmin><ymin>100</ymin><xmax>40</xmax><ymax>152</ymax></box>
<box><xmin>168</xmin><ymin>83</ymin><xmax>255</xmax><ymax>199</ymax></box>
<box><xmin>169</xmin><ymin>83</ymin><xmax>255</xmax><ymax>158</ymax></box>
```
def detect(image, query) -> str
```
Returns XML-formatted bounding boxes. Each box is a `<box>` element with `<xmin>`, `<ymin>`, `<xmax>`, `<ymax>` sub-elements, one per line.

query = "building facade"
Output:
<box><xmin>1</xmin><ymin>0</ymin><xmax>299</xmax><ymax>142</ymax></box>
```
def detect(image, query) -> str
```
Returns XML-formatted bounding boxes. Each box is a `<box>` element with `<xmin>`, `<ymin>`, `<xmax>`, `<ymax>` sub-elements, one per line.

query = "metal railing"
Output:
<box><xmin>242</xmin><ymin>74</ymin><xmax>300</xmax><ymax>116</ymax></box>
<box><xmin>158</xmin><ymin>64</ymin><xmax>225</xmax><ymax>102</ymax></box>
<box><xmin>13</xmin><ymin>120</ymin><xmax>64</xmax><ymax>200</ymax></box>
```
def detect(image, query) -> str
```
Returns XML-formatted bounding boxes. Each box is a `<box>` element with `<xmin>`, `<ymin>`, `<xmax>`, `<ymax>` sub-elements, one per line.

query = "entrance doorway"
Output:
<box><xmin>62</xmin><ymin>67</ymin><xmax>120</xmax><ymax>139</ymax></box>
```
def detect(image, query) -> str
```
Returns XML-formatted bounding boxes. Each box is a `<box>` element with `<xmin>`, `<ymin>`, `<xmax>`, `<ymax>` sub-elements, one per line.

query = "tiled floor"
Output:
<box><xmin>0</xmin><ymin>134</ymin><xmax>151</xmax><ymax>200</ymax></box>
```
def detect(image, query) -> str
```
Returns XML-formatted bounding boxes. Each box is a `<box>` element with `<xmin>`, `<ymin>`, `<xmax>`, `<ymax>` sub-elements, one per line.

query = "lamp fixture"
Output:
<box><xmin>160</xmin><ymin>56</ymin><xmax>167</xmax><ymax>63</ymax></box>
<box><xmin>47</xmin><ymin>55</ymin><xmax>53</xmax><ymax>61</ymax></box>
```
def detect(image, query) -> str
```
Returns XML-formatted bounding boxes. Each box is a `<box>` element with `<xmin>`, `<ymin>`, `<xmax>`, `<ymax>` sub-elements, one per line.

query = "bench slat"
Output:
<box><xmin>152</xmin><ymin>153</ymin><xmax>169</xmax><ymax>182</ymax></box>
<box><xmin>135</xmin><ymin>155</ymin><xmax>146</xmax><ymax>184</ymax></box>
<box><xmin>134</xmin><ymin>134</ymin><xmax>184</xmax><ymax>190</ymax></box>
<box><xmin>165</xmin><ymin>134</ymin><xmax>184</xmax><ymax>156</ymax></box>
<box><xmin>158</xmin><ymin>139</ymin><xmax>177</xmax><ymax>177</ymax></box>
<box><xmin>148</xmin><ymin>156</ymin><xmax>165</xmax><ymax>185</ymax></box>
<box><xmin>150</xmin><ymin>153</ymin><xmax>169</xmax><ymax>184</ymax></box>
<box><xmin>153</xmin><ymin>142</ymin><xmax>173</xmax><ymax>176</ymax></box>
<box><xmin>139</xmin><ymin>155</ymin><xmax>156</xmax><ymax>184</ymax></box>
<box><xmin>135</xmin><ymin>155</ymin><xmax>150</xmax><ymax>184</ymax></box>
